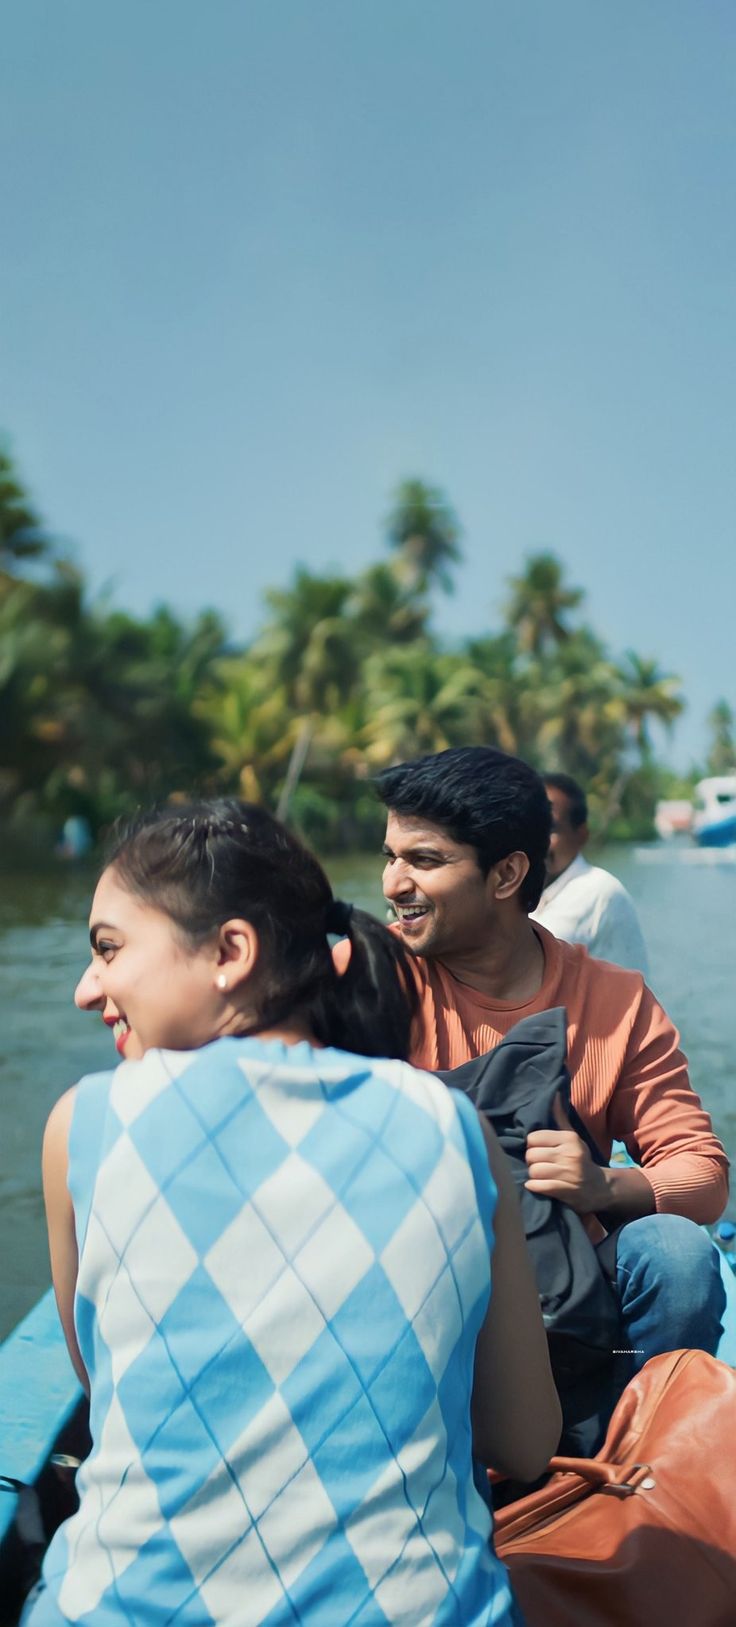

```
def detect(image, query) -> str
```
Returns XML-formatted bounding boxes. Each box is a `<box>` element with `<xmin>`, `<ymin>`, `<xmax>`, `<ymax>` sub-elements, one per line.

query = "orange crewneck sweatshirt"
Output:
<box><xmin>406</xmin><ymin>923</ymin><xmax>729</xmax><ymax>1224</ymax></box>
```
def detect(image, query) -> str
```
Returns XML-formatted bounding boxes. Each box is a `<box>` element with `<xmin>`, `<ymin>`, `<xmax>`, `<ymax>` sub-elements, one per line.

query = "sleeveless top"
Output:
<box><xmin>31</xmin><ymin>1038</ymin><xmax>517</xmax><ymax>1626</ymax></box>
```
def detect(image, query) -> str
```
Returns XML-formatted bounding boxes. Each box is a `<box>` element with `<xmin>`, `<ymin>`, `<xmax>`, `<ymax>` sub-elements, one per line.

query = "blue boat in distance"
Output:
<box><xmin>692</xmin><ymin>776</ymin><xmax>736</xmax><ymax>847</ymax></box>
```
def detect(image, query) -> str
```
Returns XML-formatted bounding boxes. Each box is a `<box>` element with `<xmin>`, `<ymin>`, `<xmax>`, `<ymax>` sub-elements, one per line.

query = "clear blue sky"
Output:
<box><xmin>2</xmin><ymin>1</ymin><xmax>734</xmax><ymax>766</ymax></box>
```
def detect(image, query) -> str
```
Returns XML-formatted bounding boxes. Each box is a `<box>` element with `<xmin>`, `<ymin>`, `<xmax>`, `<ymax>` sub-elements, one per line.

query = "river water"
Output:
<box><xmin>1</xmin><ymin>843</ymin><xmax>734</xmax><ymax>1341</ymax></box>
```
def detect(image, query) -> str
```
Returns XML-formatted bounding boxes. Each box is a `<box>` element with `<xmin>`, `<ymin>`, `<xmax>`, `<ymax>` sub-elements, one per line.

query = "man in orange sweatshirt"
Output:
<box><xmin>377</xmin><ymin>746</ymin><xmax>728</xmax><ymax>1372</ymax></box>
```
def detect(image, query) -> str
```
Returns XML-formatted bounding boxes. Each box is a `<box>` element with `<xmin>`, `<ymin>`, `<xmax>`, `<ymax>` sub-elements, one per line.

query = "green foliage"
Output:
<box><xmin>2</xmin><ymin>442</ymin><xmax>705</xmax><ymax>849</ymax></box>
<box><xmin>385</xmin><ymin>478</ymin><xmax>462</xmax><ymax>595</ymax></box>
<box><xmin>0</xmin><ymin>448</ymin><xmax>50</xmax><ymax>569</ymax></box>
<box><xmin>705</xmin><ymin>700</ymin><xmax>736</xmax><ymax>776</ymax></box>
<box><xmin>506</xmin><ymin>552</ymin><xmax>583</xmax><ymax>656</ymax></box>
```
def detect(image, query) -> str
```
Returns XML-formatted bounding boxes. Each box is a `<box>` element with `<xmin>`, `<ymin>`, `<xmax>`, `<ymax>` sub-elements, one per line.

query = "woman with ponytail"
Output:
<box><xmin>31</xmin><ymin>800</ymin><xmax>559</xmax><ymax>1626</ymax></box>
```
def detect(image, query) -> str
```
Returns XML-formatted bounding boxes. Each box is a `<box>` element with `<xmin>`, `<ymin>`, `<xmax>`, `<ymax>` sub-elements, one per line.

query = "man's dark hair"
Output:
<box><xmin>543</xmin><ymin>772</ymin><xmax>588</xmax><ymax>829</ymax></box>
<box><xmin>376</xmin><ymin>747</ymin><xmax>552</xmax><ymax>910</ymax></box>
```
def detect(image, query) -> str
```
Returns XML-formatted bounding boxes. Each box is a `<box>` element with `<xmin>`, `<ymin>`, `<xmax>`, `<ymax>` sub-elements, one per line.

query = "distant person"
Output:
<box><xmin>28</xmin><ymin>799</ymin><xmax>559</xmax><ymax>1626</ymax></box>
<box><xmin>530</xmin><ymin>772</ymin><xmax>649</xmax><ymax>974</ymax></box>
<box><xmin>376</xmin><ymin>748</ymin><xmax>728</xmax><ymax>1402</ymax></box>
<box><xmin>56</xmin><ymin>814</ymin><xmax>93</xmax><ymax>862</ymax></box>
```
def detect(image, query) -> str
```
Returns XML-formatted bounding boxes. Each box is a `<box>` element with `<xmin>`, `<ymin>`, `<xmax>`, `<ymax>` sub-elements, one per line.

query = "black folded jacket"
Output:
<box><xmin>438</xmin><ymin>1007</ymin><xmax>624</xmax><ymax>1458</ymax></box>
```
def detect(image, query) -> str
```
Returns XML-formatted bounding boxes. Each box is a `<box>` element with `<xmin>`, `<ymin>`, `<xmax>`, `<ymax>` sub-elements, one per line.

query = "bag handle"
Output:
<box><xmin>491</xmin><ymin>1457</ymin><xmax>653</xmax><ymax>1494</ymax></box>
<box><xmin>546</xmin><ymin>1456</ymin><xmax>652</xmax><ymax>1493</ymax></box>
<box><xmin>494</xmin><ymin>1458</ymin><xmax>654</xmax><ymax>1543</ymax></box>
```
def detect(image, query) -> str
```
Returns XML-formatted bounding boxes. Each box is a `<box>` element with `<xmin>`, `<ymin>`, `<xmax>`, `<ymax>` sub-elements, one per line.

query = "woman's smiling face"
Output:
<box><xmin>74</xmin><ymin>866</ymin><xmax>221</xmax><ymax>1056</ymax></box>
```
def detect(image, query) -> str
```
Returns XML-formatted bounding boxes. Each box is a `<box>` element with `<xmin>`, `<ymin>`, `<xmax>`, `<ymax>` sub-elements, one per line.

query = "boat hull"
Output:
<box><xmin>694</xmin><ymin>814</ymin><xmax>736</xmax><ymax>847</ymax></box>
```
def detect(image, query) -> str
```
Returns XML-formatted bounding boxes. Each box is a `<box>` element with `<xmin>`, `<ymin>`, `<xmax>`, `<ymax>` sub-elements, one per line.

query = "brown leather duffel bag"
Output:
<box><xmin>494</xmin><ymin>1349</ymin><xmax>736</xmax><ymax>1627</ymax></box>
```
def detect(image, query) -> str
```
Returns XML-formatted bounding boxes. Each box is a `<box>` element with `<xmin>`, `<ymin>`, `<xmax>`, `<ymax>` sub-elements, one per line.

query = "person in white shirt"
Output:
<box><xmin>531</xmin><ymin>773</ymin><xmax>649</xmax><ymax>975</ymax></box>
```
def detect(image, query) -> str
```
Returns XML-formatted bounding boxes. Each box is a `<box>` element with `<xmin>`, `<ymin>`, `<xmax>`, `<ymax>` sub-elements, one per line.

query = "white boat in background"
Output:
<box><xmin>654</xmin><ymin>799</ymin><xmax>693</xmax><ymax>839</ymax></box>
<box><xmin>692</xmin><ymin>775</ymin><xmax>736</xmax><ymax>848</ymax></box>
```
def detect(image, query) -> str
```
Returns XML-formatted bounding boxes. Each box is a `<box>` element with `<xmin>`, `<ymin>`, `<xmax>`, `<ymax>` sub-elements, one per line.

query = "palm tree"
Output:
<box><xmin>463</xmin><ymin>631</ymin><xmax>526</xmax><ymax>755</ymax></box>
<box><xmin>348</xmin><ymin>562</ymin><xmax>429</xmax><ymax>645</ymax></box>
<box><xmin>385</xmin><ymin>479</ymin><xmax>462</xmax><ymax>596</ymax></box>
<box><xmin>0</xmin><ymin>448</ymin><xmax>50</xmax><ymax>569</ymax></box>
<box><xmin>0</xmin><ymin>440</ymin><xmax>692</xmax><ymax>848</ymax></box>
<box><xmin>256</xmin><ymin>569</ymin><xmax>354</xmax><ymax>706</ymax></box>
<box><xmin>194</xmin><ymin>656</ymin><xmax>290</xmax><ymax>803</ymax></box>
<box><xmin>253</xmin><ymin>567</ymin><xmax>359</xmax><ymax>820</ymax></box>
<box><xmin>536</xmin><ymin>638</ymin><xmax>625</xmax><ymax>785</ymax></box>
<box><xmin>505</xmin><ymin>553</ymin><xmax>584</xmax><ymax>656</ymax></box>
<box><xmin>11</xmin><ymin>581</ymin><xmax>227</xmax><ymax>820</ymax></box>
<box><xmin>361</xmin><ymin>645</ymin><xmax>493</xmax><ymax>767</ymax></box>
<box><xmin>0</xmin><ymin>572</ymin><xmax>71</xmax><ymax>808</ymax></box>
<box><xmin>615</xmin><ymin>652</ymin><xmax>684</xmax><ymax>760</ymax></box>
<box><xmin>145</xmin><ymin>606</ymin><xmax>229</xmax><ymax>706</ymax></box>
<box><xmin>705</xmin><ymin>700</ymin><xmax>736</xmax><ymax>776</ymax></box>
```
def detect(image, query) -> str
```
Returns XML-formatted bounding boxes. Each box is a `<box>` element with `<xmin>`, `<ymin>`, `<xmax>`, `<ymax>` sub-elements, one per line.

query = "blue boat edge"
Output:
<box><xmin>609</xmin><ymin>1139</ymin><xmax>736</xmax><ymax>1363</ymax></box>
<box><xmin>0</xmin><ymin>1291</ymin><xmax>85</xmax><ymax>1623</ymax></box>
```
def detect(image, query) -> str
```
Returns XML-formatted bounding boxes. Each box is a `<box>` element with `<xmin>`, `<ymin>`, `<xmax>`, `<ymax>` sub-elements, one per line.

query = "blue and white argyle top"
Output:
<box><xmin>32</xmin><ymin>1038</ymin><xmax>516</xmax><ymax>1626</ymax></box>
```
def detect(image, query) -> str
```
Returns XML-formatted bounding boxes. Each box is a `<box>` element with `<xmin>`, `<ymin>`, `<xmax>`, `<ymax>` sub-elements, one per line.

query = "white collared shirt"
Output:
<box><xmin>530</xmin><ymin>852</ymin><xmax>649</xmax><ymax>975</ymax></box>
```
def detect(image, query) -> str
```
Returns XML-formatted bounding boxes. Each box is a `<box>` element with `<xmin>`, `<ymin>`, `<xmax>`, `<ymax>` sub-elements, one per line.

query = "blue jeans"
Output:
<box><xmin>612</xmin><ymin>1213</ymin><xmax>726</xmax><ymax>1375</ymax></box>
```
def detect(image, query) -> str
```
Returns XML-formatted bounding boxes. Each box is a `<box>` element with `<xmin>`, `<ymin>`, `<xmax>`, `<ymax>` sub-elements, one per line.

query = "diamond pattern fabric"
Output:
<box><xmin>29</xmin><ymin>1037</ymin><xmax>516</xmax><ymax>1625</ymax></box>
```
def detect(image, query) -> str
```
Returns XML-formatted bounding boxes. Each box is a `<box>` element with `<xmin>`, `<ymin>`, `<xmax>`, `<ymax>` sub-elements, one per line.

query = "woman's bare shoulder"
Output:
<box><xmin>43</xmin><ymin>1086</ymin><xmax>78</xmax><ymax>1159</ymax></box>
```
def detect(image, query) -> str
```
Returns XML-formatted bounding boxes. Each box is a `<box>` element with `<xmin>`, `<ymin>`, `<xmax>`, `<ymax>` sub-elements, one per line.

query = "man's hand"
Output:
<box><xmin>524</xmin><ymin>1094</ymin><xmax>609</xmax><ymax>1213</ymax></box>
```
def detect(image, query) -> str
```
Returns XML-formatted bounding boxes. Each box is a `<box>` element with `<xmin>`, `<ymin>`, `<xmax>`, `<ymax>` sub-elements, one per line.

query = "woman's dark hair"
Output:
<box><xmin>376</xmin><ymin>746</ymin><xmax>551</xmax><ymax>911</ymax></box>
<box><xmin>105</xmin><ymin>799</ymin><xmax>418</xmax><ymax>1060</ymax></box>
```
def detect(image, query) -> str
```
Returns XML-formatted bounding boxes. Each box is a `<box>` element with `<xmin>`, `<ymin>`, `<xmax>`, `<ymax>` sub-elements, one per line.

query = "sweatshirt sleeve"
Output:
<box><xmin>607</xmin><ymin>987</ymin><xmax>730</xmax><ymax>1223</ymax></box>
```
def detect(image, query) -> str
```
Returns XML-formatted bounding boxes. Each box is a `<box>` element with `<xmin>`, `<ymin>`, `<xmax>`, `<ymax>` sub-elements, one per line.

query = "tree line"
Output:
<box><xmin>1</xmin><ymin>445</ymin><xmax>731</xmax><ymax>852</ymax></box>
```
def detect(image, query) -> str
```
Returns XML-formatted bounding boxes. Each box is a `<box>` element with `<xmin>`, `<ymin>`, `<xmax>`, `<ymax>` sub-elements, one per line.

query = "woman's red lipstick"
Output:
<box><xmin>102</xmin><ymin>1014</ymin><xmax>130</xmax><ymax>1054</ymax></box>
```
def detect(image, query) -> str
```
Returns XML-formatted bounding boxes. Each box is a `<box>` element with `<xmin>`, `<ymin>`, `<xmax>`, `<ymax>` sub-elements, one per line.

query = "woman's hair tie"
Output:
<box><xmin>325</xmin><ymin>898</ymin><xmax>354</xmax><ymax>937</ymax></box>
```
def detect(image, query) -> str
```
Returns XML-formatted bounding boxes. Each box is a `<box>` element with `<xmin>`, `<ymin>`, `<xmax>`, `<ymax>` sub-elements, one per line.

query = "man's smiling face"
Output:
<box><xmin>382</xmin><ymin>810</ymin><xmax>494</xmax><ymax>959</ymax></box>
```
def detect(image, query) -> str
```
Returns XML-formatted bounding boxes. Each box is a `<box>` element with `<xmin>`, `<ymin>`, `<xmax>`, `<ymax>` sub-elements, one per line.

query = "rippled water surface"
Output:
<box><xmin>1</xmin><ymin>844</ymin><xmax>734</xmax><ymax>1339</ymax></box>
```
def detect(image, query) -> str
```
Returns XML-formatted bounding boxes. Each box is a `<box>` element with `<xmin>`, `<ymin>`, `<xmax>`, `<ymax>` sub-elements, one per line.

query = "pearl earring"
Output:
<box><xmin>217</xmin><ymin>974</ymin><xmax>228</xmax><ymax>991</ymax></box>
